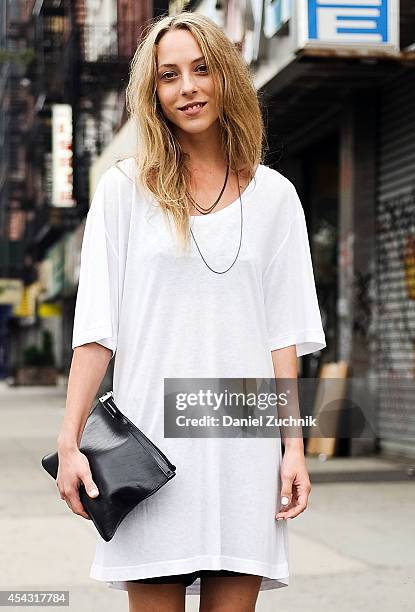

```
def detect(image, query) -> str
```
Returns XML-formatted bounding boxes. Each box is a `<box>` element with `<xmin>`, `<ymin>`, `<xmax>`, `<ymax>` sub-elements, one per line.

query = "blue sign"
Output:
<box><xmin>307</xmin><ymin>0</ymin><xmax>389</xmax><ymax>44</ymax></box>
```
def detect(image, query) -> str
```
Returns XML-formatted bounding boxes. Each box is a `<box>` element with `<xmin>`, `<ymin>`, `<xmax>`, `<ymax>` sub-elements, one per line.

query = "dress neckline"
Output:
<box><xmin>189</xmin><ymin>164</ymin><xmax>263</xmax><ymax>221</ymax></box>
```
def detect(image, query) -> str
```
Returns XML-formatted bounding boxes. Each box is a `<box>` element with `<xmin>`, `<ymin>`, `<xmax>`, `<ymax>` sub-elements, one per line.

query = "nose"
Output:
<box><xmin>180</xmin><ymin>70</ymin><xmax>198</xmax><ymax>95</ymax></box>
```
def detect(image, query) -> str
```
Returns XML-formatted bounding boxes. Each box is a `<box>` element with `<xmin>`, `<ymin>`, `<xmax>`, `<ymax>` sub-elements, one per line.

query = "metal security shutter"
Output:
<box><xmin>375</xmin><ymin>68</ymin><xmax>415</xmax><ymax>456</ymax></box>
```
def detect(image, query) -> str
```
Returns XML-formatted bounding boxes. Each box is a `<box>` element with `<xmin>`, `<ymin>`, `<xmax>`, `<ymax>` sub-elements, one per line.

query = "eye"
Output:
<box><xmin>161</xmin><ymin>71</ymin><xmax>175</xmax><ymax>80</ymax></box>
<box><xmin>160</xmin><ymin>64</ymin><xmax>208</xmax><ymax>81</ymax></box>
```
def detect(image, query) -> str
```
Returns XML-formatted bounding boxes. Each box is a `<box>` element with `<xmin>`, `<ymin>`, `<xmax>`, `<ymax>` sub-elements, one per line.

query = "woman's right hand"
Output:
<box><xmin>56</xmin><ymin>446</ymin><xmax>99</xmax><ymax>520</ymax></box>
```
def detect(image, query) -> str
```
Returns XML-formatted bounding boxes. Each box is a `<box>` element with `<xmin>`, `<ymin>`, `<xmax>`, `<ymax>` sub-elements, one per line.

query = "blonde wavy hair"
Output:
<box><xmin>121</xmin><ymin>11</ymin><xmax>266</xmax><ymax>254</ymax></box>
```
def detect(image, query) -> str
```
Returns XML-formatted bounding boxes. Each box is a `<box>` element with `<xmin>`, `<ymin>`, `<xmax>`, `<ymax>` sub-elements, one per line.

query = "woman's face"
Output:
<box><xmin>155</xmin><ymin>29</ymin><xmax>219</xmax><ymax>136</ymax></box>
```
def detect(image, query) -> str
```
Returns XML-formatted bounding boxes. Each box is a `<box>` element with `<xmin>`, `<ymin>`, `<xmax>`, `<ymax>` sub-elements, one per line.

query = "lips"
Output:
<box><xmin>178</xmin><ymin>101</ymin><xmax>207</xmax><ymax>111</ymax></box>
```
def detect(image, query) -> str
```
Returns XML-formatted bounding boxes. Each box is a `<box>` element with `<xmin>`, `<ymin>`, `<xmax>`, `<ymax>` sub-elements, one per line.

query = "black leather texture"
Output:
<box><xmin>41</xmin><ymin>392</ymin><xmax>176</xmax><ymax>541</ymax></box>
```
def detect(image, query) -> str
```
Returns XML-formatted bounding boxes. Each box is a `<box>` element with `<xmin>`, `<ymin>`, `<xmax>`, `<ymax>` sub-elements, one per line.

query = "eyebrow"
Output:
<box><xmin>158</xmin><ymin>56</ymin><xmax>205</xmax><ymax>70</ymax></box>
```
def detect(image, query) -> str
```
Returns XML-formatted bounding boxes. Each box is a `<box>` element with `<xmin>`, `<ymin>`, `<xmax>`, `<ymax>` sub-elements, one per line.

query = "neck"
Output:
<box><xmin>175</xmin><ymin>122</ymin><xmax>227</xmax><ymax>173</ymax></box>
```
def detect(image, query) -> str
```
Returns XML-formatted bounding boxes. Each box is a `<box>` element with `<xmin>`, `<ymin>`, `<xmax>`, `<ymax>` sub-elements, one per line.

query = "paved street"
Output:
<box><xmin>0</xmin><ymin>383</ymin><xmax>414</xmax><ymax>612</ymax></box>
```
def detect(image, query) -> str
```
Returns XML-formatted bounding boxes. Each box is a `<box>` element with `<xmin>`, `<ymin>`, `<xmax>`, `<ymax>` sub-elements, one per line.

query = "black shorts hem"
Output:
<box><xmin>128</xmin><ymin>570</ymin><xmax>255</xmax><ymax>587</ymax></box>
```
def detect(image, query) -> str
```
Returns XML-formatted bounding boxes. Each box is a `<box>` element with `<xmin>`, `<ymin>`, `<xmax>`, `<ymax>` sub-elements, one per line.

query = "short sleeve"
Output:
<box><xmin>263</xmin><ymin>189</ymin><xmax>326</xmax><ymax>357</ymax></box>
<box><xmin>71</xmin><ymin>169</ymin><xmax>119</xmax><ymax>358</ymax></box>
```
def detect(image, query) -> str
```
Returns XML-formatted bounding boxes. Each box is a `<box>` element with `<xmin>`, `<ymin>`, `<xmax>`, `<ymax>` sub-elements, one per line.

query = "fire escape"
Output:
<box><xmin>0</xmin><ymin>1</ymin><xmax>33</xmax><ymax>278</ymax></box>
<box><xmin>2</xmin><ymin>0</ymin><xmax>167</xmax><ymax>275</ymax></box>
<box><xmin>19</xmin><ymin>0</ymin><xmax>153</xmax><ymax>261</ymax></box>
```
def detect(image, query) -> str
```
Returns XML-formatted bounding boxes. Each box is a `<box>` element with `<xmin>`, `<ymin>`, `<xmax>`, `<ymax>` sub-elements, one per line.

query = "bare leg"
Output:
<box><xmin>199</xmin><ymin>574</ymin><xmax>263</xmax><ymax>612</ymax></box>
<box><xmin>127</xmin><ymin>582</ymin><xmax>186</xmax><ymax>612</ymax></box>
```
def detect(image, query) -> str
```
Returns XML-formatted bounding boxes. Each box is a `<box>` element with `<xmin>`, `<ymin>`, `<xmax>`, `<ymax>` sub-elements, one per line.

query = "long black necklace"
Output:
<box><xmin>189</xmin><ymin>169</ymin><xmax>243</xmax><ymax>275</ymax></box>
<box><xmin>187</xmin><ymin>164</ymin><xmax>230</xmax><ymax>215</ymax></box>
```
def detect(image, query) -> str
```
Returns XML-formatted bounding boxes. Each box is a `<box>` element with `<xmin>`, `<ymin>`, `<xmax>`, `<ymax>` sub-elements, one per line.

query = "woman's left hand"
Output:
<box><xmin>275</xmin><ymin>447</ymin><xmax>311</xmax><ymax>521</ymax></box>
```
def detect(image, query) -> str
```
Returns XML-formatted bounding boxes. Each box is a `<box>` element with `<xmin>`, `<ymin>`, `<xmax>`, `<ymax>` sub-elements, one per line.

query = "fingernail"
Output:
<box><xmin>281</xmin><ymin>496</ymin><xmax>289</xmax><ymax>505</ymax></box>
<box><xmin>89</xmin><ymin>489</ymin><xmax>99</xmax><ymax>497</ymax></box>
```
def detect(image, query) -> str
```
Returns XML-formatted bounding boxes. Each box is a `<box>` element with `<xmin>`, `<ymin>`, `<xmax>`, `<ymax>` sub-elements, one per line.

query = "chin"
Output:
<box><xmin>183</xmin><ymin>124</ymin><xmax>215</xmax><ymax>135</ymax></box>
<box><xmin>168</xmin><ymin>112</ymin><xmax>219</xmax><ymax>134</ymax></box>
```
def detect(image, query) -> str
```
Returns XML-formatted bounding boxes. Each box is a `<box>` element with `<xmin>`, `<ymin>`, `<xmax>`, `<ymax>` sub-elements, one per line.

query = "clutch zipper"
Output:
<box><xmin>99</xmin><ymin>391</ymin><xmax>175</xmax><ymax>477</ymax></box>
<box><xmin>128</xmin><ymin>424</ymin><xmax>175</xmax><ymax>478</ymax></box>
<box><xmin>99</xmin><ymin>390</ymin><xmax>114</xmax><ymax>403</ymax></box>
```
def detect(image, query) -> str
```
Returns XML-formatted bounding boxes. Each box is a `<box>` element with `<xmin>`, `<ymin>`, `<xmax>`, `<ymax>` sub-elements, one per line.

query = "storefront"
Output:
<box><xmin>375</xmin><ymin>67</ymin><xmax>415</xmax><ymax>457</ymax></box>
<box><xmin>243</xmin><ymin>0</ymin><xmax>407</xmax><ymax>454</ymax></box>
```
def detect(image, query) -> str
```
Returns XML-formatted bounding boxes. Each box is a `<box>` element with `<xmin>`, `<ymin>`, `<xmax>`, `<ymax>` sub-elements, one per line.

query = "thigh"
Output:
<box><xmin>127</xmin><ymin>581</ymin><xmax>186</xmax><ymax>612</ymax></box>
<box><xmin>199</xmin><ymin>572</ymin><xmax>263</xmax><ymax>612</ymax></box>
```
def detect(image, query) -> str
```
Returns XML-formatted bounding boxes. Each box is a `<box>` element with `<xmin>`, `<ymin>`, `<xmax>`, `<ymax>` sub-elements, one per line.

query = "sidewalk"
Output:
<box><xmin>307</xmin><ymin>455</ymin><xmax>415</xmax><ymax>482</ymax></box>
<box><xmin>0</xmin><ymin>384</ymin><xmax>414</xmax><ymax>611</ymax></box>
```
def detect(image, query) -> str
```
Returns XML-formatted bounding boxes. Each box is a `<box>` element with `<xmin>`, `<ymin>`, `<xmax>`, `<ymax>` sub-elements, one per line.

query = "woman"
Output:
<box><xmin>56</xmin><ymin>11</ymin><xmax>326</xmax><ymax>612</ymax></box>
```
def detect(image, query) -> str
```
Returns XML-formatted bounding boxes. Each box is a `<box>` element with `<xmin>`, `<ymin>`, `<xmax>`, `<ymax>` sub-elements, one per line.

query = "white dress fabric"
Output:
<box><xmin>72</xmin><ymin>157</ymin><xmax>326</xmax><ymax>594</ymax></box>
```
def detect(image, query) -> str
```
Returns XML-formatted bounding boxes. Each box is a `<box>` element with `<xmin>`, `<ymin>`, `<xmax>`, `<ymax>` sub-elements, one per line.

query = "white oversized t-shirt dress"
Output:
<box><xmin>72</xmin><ymin>157</ymin><xmax>326</xmax><ymax>594</ymax></box>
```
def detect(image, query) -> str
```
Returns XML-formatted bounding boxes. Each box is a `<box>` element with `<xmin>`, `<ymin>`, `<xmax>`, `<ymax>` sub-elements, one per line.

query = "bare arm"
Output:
<box><xmin>57</xmin><ymin>343</ymin><xmax>112</xmax><ymax>451</ymax></box>
<box><xmin>271</xmin><ymin>345</ymin><xmax>303</xmax><ymax>453</ymax></box>
<box><xmin>272</xmin><ymin>345</ymin><xmax>311</xmax><ymax>521</ymax></box>
<box><xmin>56</xmin><ymin>342</ymin><xmax>112</xmax><ymax>520</ymax></box>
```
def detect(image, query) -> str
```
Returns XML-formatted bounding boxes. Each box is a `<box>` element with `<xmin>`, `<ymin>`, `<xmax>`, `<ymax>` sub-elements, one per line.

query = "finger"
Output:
<box><xmin>278</xmin><ymin>503</ymin><xmax>307</xmax><ymax>520</ymax></box>
<box><xmin>73</xmin><ymin>505</ymin><xmax>91</xmax><ymax>520</ymax></box>
<box><xmin>67</xmin><ymin>494</ymin><xmax>91</xmax><ymax>520</ymax></box>
<box><xmin>278</xmin><ymin>494</ymin><xmax>294</xmax><ymax>513</ymax></box>
<box><xmin>277</xmin><ymin>480</ymin><xmax>294</xmax><ymax>515</ymax></box>
<box><xmin>276</xmin><ymin>498</ymin><xmax>297</xmax><ymax>518</ymax></box>
<box><xmin>81</xmin><ymin>475</ymin><xmax>99</xmax><ymax>499</ymax></box>
<box><xmin>276</xmin><ymin>492</ymin><xmax>309</xmax><ymax>520</ymax></box>
<box><xmin>278</xmin><ymin>488</ymin><xmax>299</xmax><ymax>511</ymax></box>
<box><xmin>72</xmin><ymin>499</ymin><xmax>91</xmax><ymax>519</ymax></box>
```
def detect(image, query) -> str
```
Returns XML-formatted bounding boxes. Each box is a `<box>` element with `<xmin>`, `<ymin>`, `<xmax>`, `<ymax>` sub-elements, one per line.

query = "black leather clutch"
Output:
<box><xmin>41</xmin><ymin>391</ymin><xmax>176</xmax><ymax>542</ymax></box>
